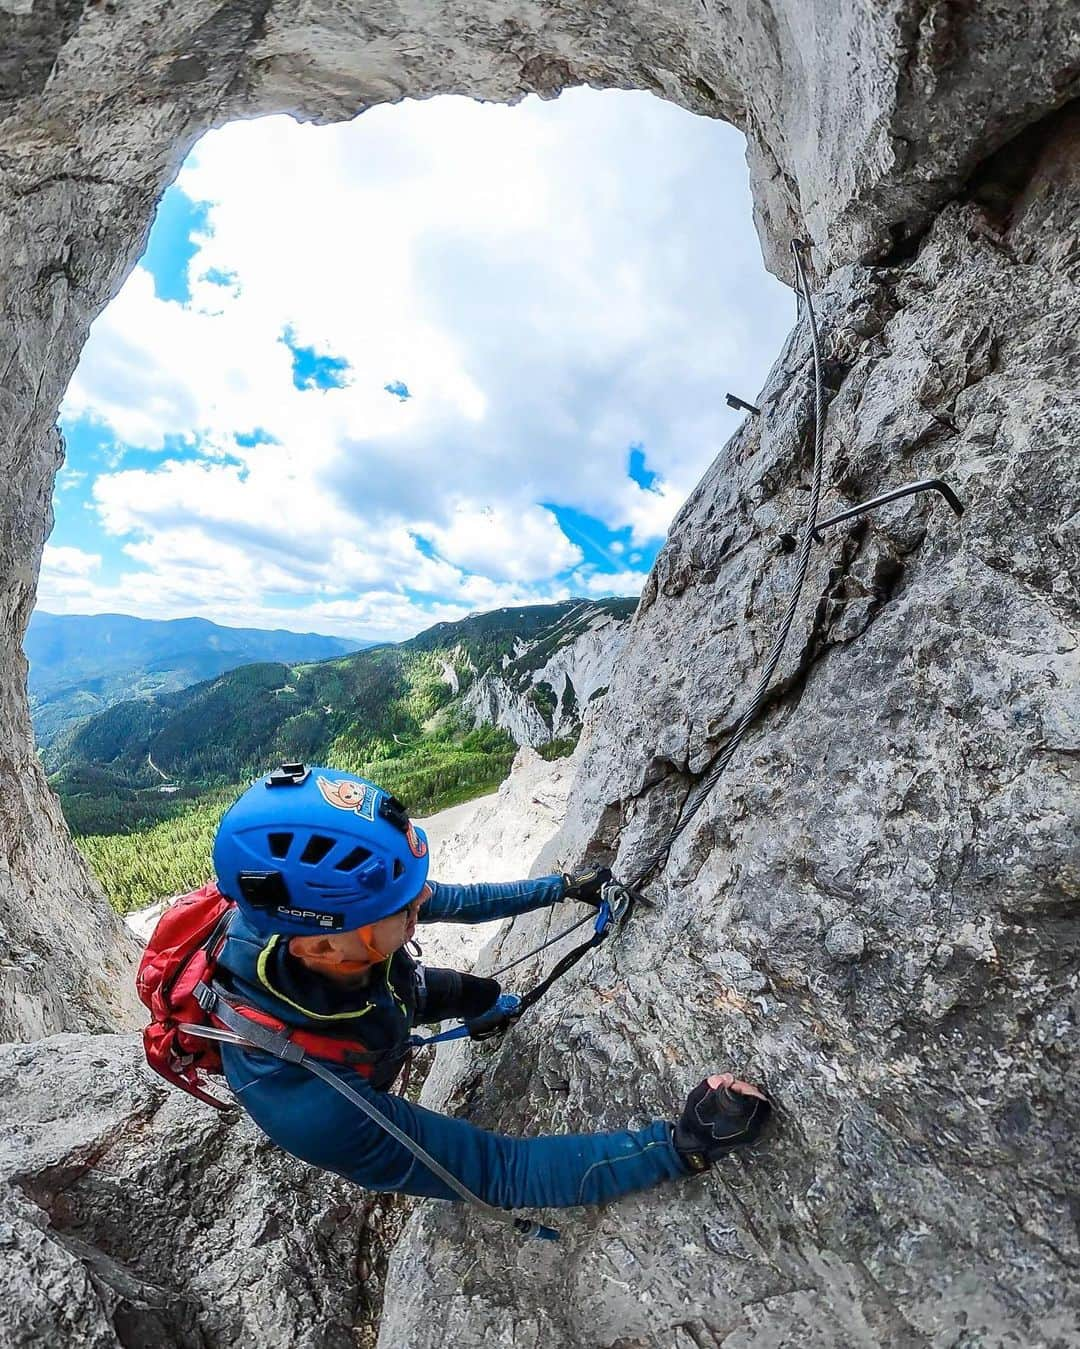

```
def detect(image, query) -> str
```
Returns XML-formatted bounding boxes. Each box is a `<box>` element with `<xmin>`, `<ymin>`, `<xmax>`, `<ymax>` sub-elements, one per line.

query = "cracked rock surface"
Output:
<box><xmin>0</xmin><ymin>1032</ymin><xmax>408</xmax><ymax>1348</ymax></box>
<box><xmin>1</xmin><ymin>0</ymin><xmax>1076</xmax><ymax>1038</ymax></box>
<box><xmin>385</xmin><ymin>114</ymin><xmax>1080</xmax><ymax>1349</ymax></box>
<box><xmin>0</xmin><ymin>3</ymin><xmax>1077</xmax><ymax>1347</ymax></box>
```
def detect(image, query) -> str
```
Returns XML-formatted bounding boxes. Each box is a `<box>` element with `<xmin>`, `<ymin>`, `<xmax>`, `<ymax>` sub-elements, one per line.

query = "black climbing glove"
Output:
<box><xmin>672</xmin><ymin>1076</ymin><xmax>772</xmax><ymax>1172</ymax></box>
<box><xmin>561</xmin><ymin>865</ymin><xmax>612</xmax><ymax>907</ymax></box>
<box><xmin>416</xmin><ymin>968</ymin><xmax>501</xmax><ymax>1024</ymax></box>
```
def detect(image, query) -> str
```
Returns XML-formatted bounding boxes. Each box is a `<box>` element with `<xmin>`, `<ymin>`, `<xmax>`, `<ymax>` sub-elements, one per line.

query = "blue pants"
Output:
<box><xmin>223</xmin><ymin>1044</ymin><xmax>689</xmax><ymax>1208</ymax></box>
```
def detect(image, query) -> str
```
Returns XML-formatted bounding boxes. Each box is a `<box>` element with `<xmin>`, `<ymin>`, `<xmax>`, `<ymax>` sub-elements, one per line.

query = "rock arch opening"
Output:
<box><xmin>4</xmin><ymin>6</ymin><xmax>1073</xmax><ymax>1041</ymax></box>
<box><xmin>0</xmin><ymin>6</ymin><xmax>1077</xmax><ymax>1347</ymax></box>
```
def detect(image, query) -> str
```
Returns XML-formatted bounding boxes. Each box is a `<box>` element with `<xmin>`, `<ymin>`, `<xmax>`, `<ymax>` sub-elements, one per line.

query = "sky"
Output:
<box><xmin>41</xmin><ymin>90</ymin><xmax>793</xmax><ymax>642</ymax></box>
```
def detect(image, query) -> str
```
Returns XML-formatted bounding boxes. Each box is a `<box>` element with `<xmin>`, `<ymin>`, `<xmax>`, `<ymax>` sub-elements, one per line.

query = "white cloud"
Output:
<box><xmin>31</xmin><ymin>563</ymin><xmax>581</xmax><ymax>642</ymax></box>
<box><xmin>576</xmin><ymin>568</ymin><xmax>647</xmax><ymax>598</ymax></box>
<box><xmin>41</xmin><ymin>545</ymin><xmax>101</xmax><ymax>578</ymax></box>
<box><xmin>36</xmin><ymin>545</ymin><xmax>105</xmax><ymax>613</ymax></box>
<box><xmin>57</xmin><ymin>91</ymin><xmax>792</xmax><ymax>637</ymax></box>
<box><xmin>423</xmin><ymin>503</ymin><xmax>582</xmax><ymax>582</ymax></box>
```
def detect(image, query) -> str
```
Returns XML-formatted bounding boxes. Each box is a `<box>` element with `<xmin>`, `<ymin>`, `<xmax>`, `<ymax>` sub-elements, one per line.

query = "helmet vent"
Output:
<box><xmin>300</xmin><ymin>834</ymin><xmax>335</xmax><ymax>865</ymax></box>
<box><xmin>268</xmin><ymin>832</ymin><xmax>293</xmax><ymax>859</ymax></box>
<box><xmin>335</xmin><ymin>845</ymin><xmax>372</xmax><ymax>872</ymax></box>
<box><xmin>392</xmin><ymin>857</ymin><xmax>405</xmax><ymax>880</ymax></box>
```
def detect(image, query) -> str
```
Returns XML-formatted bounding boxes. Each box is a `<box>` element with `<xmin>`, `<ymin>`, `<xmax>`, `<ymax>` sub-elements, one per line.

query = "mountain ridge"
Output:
<box><xmin>26</xmin><ymin>610</ymin><xmax>369</xmax><ymax>746</ymax></box>
<box><xmin>52</xmin><ymin>598</ymin><xmax>636</xmax><ymax>906</ymax></box>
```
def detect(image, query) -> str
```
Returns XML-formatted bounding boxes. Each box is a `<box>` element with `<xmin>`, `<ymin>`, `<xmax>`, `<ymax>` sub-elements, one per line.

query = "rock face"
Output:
<box><xmin>461</xmin><ymin>606</ymin><xmax>630</xmax><ymax>746</ymax></box>
<box><xmin>1</xmin><ymin>3</ymin><xmax>1078</xmax><ymax>1348</ymax></box>
<box><xmin>2</xmin><ymin>1</ymin><xmax>1077</xmax><ymax>1042</ymax></box>
<box><xmin>433</xmin><ymin>745</ymin><xmax>580</xmax><ymax>886</ymax></box>
<box><xmin>0</xmin><ymin>1032</ymin><xmax>398</xmax><ymax>1348</ymax></box>
<box><xmin>385</xmin><ymin>112</ymin><xmax>1080</xmax><ymax>1347</ymax></box>
<box><xmin>0</xmin><ymin>775</ymin><xmax>143</xmax><ymax>1044</ymax></box>
<box><xmin>417</xmin><ymin>745</ymin><xmax>580</xmax><ymax>965</ymax></box>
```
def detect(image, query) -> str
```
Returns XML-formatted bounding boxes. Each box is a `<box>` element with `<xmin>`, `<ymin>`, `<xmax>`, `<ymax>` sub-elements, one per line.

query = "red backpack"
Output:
<box><xmin>136</xmin><ymin>882</ymin><xmax>388</xmax><ymax>1108</ymax></box>
<box><xmin>135</xmin><ymin>883</ymin><xmax>560</xmax><ymax>1241</ymax></box>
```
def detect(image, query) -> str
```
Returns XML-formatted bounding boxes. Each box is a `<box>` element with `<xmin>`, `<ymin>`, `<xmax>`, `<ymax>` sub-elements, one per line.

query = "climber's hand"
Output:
<box><xmin>418</xmin><ymin>968</ymin><xmax>502</xmax><ymax>1024</ymax></box>
<box><xmin>561</xmin><ymin>865</ymin><xmax>612</xmax><ymax>907</ymax></box>
<box><xmin>672</xmin><ymin>1073</ymin><xmax>772</xmax><ymax>1171</ymax></box>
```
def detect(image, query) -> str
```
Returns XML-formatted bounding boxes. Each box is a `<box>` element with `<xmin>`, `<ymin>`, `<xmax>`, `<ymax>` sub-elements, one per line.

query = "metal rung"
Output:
<box><xmin>778</xmin><ymin>477</ymin><xmax>964</xmax><ymax>553</ymax></box>
<box><xmin>812</xmin><ymin>477</ymin><xmax>964</xmax><ymax>541</ymax></box>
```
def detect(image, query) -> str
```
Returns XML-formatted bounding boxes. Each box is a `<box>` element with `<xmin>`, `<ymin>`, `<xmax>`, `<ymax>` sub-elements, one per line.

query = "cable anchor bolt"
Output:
<box><xmin>726</xmin><ymin>393</ymin><xmax>762</xmax><ymax>416</ymax></box>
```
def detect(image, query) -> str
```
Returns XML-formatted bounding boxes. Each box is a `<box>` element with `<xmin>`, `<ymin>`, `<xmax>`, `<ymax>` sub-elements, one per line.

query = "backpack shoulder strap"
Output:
<box><xmin>193</xmin><ymin>980</ymin><xmax>305</xmax><ymax>1064</ymax></box>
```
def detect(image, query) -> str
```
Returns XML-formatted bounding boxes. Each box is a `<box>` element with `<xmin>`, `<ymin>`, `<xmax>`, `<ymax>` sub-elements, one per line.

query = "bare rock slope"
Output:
<box><xmin>385</xmin><ymin>116</ymin><xmax>1080</xmax><ymax>1348</ymax></box>
<box><xmin>2</xmin><ymin>0</ymin><xmax>1076</xmax><ymax>1038</ymax></box>
<box><xmin>415</xmin><ymin>746</ymin><xmax>580</xmax><ymax>967</ymax></box>
<box><xmin>0</xmin><ymin>3</ymin><xmax>1077</xmax><ymax>1348</ymax></box>
<box><xmin>0</xmin><ymin>1033</ymin><xmax>387</xmax><ymax>1349</ymax></box>
<box><xmin>461</xmin><ymin>605</ymin><xmax>631</xmax><ymax>746</ymax></box>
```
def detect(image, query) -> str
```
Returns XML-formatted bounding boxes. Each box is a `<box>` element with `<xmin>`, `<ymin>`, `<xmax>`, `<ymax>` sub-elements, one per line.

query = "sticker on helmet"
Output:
<box><xmin>406</xmin><ymin>821</ymin><xmax>428</xmax><ymax>859</ymax></box>
<box><xmin>275</xmin><ymin>905</ymin><xmax>344</xmax><ymax>930</ymax></box>
<box><xmin>317</xmin><ymin>775</ymin><xmax>377</xmax><ymax>820</ymax></box>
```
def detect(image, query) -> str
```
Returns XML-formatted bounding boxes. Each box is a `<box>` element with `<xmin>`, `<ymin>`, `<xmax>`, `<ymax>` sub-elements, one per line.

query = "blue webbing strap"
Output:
<box><xmin>410</xmin><ymin>993</ymin><xmax>523</xmax><ymax>1047</ymax></box>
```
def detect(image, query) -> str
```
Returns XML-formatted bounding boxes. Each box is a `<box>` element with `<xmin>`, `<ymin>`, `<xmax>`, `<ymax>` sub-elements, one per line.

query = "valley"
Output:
<box><xmin>26</xmin><ymin>610</ymin><xmax>367</xmax><ymax>746</ymax></box>
<box><xmin>50</xmin><ymin>598</ymin><xmax>634</xmax><ymax>911</ymax></box>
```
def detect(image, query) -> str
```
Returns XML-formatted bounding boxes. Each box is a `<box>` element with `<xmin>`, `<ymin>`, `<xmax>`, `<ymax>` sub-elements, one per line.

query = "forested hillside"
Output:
<box><xmin>57</xmin><ymin>599</ymin><xmax>634</xmax><ymax>910</ymax></box>
<box><xmin>26</xmin><ymin>611</ymin><xmax>365</xmax><ymax>745</ymax></box>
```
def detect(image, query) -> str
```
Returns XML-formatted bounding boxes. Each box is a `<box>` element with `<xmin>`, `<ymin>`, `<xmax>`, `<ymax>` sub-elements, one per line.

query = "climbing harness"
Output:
<box><xmin>139</xmin><ymin>883</ymin><xmax>561</xmax><ymax>1239</ymax></box>
<box><xmin>180</xmin><ymin>886</ymin><xmax>636</xmax><ymax>1246</ymax></box>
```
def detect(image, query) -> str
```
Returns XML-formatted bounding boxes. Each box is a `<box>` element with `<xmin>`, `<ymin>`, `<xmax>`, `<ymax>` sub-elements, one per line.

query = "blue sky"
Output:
<box><xmin>44</xmin><ymin>91</ymin><xmax>791</xmax><ymax>641</ymax></box>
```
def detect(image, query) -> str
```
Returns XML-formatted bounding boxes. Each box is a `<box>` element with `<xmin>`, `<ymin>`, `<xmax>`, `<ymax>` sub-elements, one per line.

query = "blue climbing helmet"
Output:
<box><xmin>212</xmin><ymin>763</ymin><xmax>429</xmax><ymax>937</ymax></box>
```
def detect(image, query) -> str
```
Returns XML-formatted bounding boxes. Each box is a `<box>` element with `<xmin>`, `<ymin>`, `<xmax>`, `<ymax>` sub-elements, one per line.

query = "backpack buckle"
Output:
<box><xmin>193</xmin><ymin>980</ymin><xmax>218</xmax><ymax>1013</ymax></box>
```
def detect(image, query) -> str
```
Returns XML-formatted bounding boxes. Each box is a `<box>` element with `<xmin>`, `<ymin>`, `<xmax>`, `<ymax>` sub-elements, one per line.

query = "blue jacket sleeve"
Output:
<box><xmin>222</xmin><ymin>1045</ymin><xmax>690</xmax><ymax>1210</ymax></box>
<box><xmin>421</xmin><ymin>875</ymin><xmax>566</xmax><ymax>924</ymax></box>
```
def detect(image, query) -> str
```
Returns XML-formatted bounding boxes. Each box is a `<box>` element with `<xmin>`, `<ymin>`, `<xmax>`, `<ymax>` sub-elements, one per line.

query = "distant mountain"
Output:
<box><xmin>49</xmin><ymin>598</ymin><xmax>636</xmax><ymax>838</ymax></box>
<box><xmin>26</xmin><ymin>611</ymin><xmax>368</xmax><ymax>746</ymax></box>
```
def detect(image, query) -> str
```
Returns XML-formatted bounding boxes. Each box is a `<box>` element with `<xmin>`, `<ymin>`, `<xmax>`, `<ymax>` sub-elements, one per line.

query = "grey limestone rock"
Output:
<box><xmin>387</xmin><ymin>113</ymin><xmax>1080</xmax><ymax>1349</ymax></box>
<box><xmin>3</xmin><ymin>0</ymin><xmax>1077</xmax><ymax>1043</ymax></box>
<box><xmin>461</xmin><ymin>606</ymin><xmax>631</xmax><ymax>746</ymax></box>
<box><xmin>824</xmin><ymin>919</ymin><xmax>865</xmax><ymax>962</ymax></box>
<box><xmin>0</xmin><ymin>3</ymin><xmax>1077</xmax><ymax>1347</ymax></box>
<box><xmin>0</xmin><ymin>1031</ymin><xmax>403</xmax><ymax>1348</ymax></box>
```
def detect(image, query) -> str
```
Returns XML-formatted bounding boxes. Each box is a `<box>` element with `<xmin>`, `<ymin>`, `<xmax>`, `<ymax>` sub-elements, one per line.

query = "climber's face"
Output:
<box><xmin>288</xmin><ymin>885</ymin><xmax>430</xmax><ymax>977</ymax></box>
<box><xmin>366</xmin><ymin>885</ymin><xmax>429</xmax><ymax>954</ymax></box>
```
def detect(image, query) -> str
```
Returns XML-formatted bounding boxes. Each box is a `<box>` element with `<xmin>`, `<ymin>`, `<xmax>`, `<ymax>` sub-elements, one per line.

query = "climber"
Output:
<box><xmin>205</xmin><ymin>763</ymin><xmax>772</xmax><ymax>1210</ymax></box>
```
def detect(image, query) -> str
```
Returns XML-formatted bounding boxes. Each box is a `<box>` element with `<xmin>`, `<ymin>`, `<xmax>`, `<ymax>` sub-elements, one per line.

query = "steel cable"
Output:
<box><xmin>487</xmin><ymin>910</ymin><xmax>594</xmax><ymax>978</ymax></box>
<box><xmin>453</xmin><ymin>241</ymin><xmax>829</xmax><ymax>1024</ymax></box>
<box><xmin>629</xmin><ymin>239</ymin><xmax>828</xmax><ymax>891</ymax></box>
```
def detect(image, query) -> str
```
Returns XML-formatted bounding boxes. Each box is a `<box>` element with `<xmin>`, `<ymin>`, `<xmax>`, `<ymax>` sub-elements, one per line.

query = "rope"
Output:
<box><xmin>190</xmin><ymin>986</ymin><xmax>559</xmax><ymax>1241</ymax></box>
<box><xmin>629</xmin><ymin>239</ymin><xmax>828</xmax><ymax>892</ymax></box>
<box><xmin>299</xmin><ymin>1057</ymin><xmax>557</xmax><ymax>1239</ymax></box>
<box><xmin>377</xmin><ymin>240</ymin><xmax>829</xmax><ymax>1039</ymax></box>
<box><xmin>487</xmin><ymin>911</ymin><xmax>594</xmax><ymax>978</ymax></box>
<box><xmin>470</xmin><ymin>239</ymin><xmax>830</xmax><ymax>1024</ymax></box>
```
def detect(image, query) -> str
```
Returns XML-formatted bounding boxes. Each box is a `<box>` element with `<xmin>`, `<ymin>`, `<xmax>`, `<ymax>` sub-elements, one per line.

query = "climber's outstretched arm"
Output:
<box><xmin>222</xmin><ymin>1044</ymin><xmax>689</xmax><ymax>1210</ymax></box>
<box><xmin>421</xmin><ymin>876</ymin><xmax>565</xmax><ymax>924</ymax></box>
